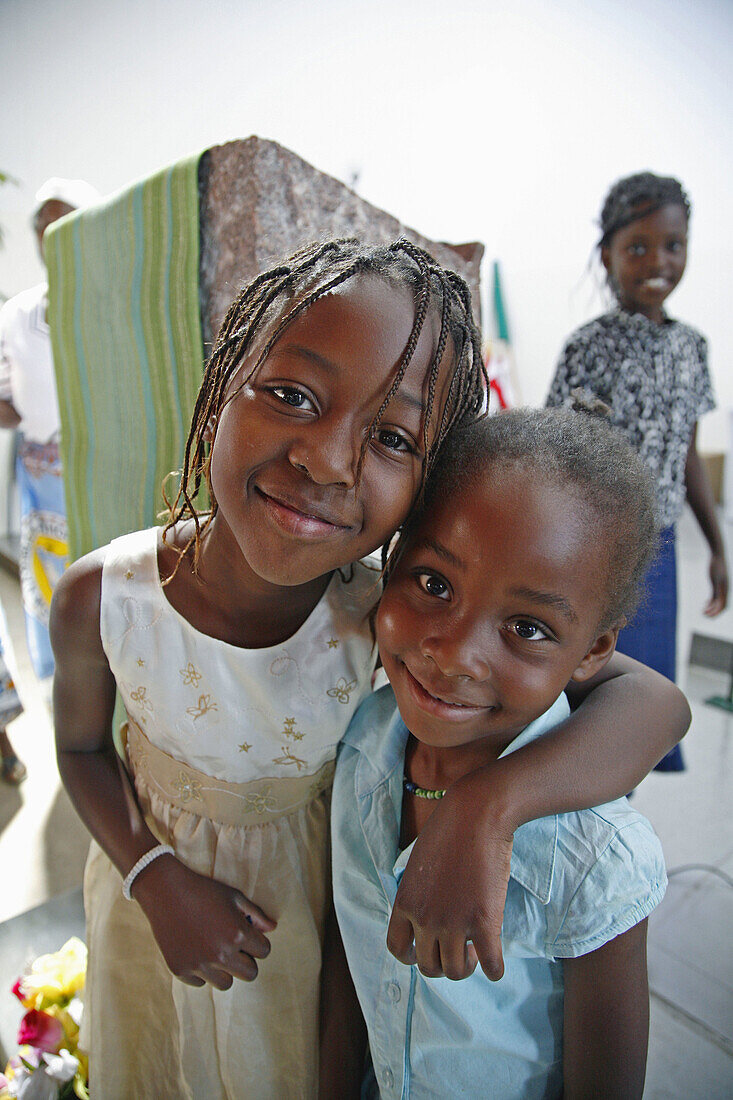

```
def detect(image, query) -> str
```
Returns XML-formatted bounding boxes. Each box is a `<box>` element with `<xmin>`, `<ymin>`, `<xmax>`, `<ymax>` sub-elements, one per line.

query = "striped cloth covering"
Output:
<box><xmin>45</xmin><ymin>153</ymin><xmax>204</xmax><ymax>563</ymax></box>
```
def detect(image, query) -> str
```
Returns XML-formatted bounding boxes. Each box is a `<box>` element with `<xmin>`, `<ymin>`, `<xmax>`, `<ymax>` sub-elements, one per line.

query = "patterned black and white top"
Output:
<box><xmin>546</xmin><ymin>308</ymin><xmax>715</xmax><ymax>527</ymax></box>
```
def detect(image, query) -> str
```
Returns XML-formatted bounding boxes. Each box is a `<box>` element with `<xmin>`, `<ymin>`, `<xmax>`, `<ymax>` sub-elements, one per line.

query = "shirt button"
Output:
<box><xmin>383</xmin><ymin>1067</ymin><xmax>395</xmax><ymax>1089</ymax></box>
<box><xmin>387</xmin><ymin>980</ymin><xmax>401</xmax><ymax>1003</ymax></box>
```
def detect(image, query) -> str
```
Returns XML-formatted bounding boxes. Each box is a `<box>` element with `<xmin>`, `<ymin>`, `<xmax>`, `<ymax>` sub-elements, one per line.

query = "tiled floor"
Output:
<box><xmin>0</xmin><ymin>509</ymin><xmax>731</xmax><ymax>1094</ymax></box>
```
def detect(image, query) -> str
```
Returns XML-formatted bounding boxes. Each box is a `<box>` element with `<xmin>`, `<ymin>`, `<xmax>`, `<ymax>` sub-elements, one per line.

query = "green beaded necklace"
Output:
<box><xmin>403</xmin><ymin>777</ymin><xmax>447</xmax><ymax>800</ymax></box>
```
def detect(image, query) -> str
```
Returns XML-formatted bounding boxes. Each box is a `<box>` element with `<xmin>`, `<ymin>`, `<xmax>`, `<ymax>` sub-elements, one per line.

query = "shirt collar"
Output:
<box><xmin>351</xmin><ymin>688</ymin><xmax>569</xmax><ymax>906</ymax></box>
<box><xmin>614</xmin><ymin>304</ymin><xmax>674</xmax><ymax>331</ymax></box>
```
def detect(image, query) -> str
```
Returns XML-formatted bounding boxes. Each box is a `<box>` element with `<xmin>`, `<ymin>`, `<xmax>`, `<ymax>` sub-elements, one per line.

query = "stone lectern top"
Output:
<box><xmin>199</xmin><ymin>136</ymin><xmax>483</xmax><ymax>348</ymax></box>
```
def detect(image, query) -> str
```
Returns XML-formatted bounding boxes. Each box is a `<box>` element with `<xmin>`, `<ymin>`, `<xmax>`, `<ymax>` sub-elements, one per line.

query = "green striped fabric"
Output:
<box><xmin>45</xmin><ymin>153</ymin><xmax>204</xmax><ymax>562</ymax></box>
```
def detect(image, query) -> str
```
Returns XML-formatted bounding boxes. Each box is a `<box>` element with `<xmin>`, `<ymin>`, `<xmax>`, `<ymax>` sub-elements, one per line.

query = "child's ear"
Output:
<box><xmin>570</xmin><ymin>626</ymin><xmax>620</xmax><ymax>683</ymax></box>
<box><xmin>600</xmin><ymin>246</ymin><xmax>611</xmax><ymax>274</ymax></box>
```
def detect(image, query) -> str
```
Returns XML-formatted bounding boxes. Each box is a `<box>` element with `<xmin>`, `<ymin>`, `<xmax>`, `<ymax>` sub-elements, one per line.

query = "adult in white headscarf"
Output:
<box><xmin>0</xmin><ymin>178</ymin><xmax>99</xmax><ymax>781</ymax></box>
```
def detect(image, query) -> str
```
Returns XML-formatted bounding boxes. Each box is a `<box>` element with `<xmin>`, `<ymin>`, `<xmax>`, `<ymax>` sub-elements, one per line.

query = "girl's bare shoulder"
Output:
<box><xmin>50</xmin><ymin>544</ymin><xmax>111</xmax><ymax>654</ymax></box>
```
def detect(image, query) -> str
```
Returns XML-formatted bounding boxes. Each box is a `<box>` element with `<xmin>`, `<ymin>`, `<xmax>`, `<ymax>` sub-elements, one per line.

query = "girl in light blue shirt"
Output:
<box><xmin>324</xmin><ymin>405</ymin><xmax>667</xmax><ymax>1099</ymax></box>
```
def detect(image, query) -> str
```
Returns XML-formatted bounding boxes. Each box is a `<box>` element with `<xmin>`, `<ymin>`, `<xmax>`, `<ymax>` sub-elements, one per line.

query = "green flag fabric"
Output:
<box><xmin>492</xmin><ymin>259</ymin><xmax>510</xmax><ymax>344</ymax></box>
<box><xmin>45</xmin><ymin>154</ymin><xmax>205</xmax><ymax>563</ymax></box>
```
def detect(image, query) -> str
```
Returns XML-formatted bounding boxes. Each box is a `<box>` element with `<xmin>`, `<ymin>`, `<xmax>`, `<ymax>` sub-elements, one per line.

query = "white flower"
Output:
<box><xmin>42</xmin><ymin>1049</ymin><xmax>79</xmax><ymax>1082</ymax></box>
<box><xmin>65</xmin><ymin>996</ymin><xmax>84</xmax><ymax>1027</ymax></box>
<box><xmin>9</xmin><ymin>1064</ymin><xmax>57</xmax><ymax>1100</ymax></box>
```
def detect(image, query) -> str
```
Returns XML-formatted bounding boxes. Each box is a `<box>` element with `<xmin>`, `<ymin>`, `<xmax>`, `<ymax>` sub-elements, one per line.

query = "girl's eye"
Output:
<box><xmin>375</xmin><ymin>428</ymin><xmax>415</xmax><ymax>454</ymax></box>
<box><xmin>271</xmin><ymin>386</ymin><xmax>314</xmax><ymax>411</ymax></box>
<box><xmin>510</xmin><ymin>619</ymin><xmax>550</xmax><ymax>641</ymax></box>
<box><xmin>416</xmin><ymin>573</ymin><xmax>450</xmax><ymax>600</ymax></box>
<box><xmin>668</xmin><ymin>240</ymin><xmax>684</xmax><ymax>253</ymax></box>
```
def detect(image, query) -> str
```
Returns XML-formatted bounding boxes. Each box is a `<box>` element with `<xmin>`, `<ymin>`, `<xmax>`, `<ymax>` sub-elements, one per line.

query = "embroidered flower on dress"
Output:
<box><xmin>130</xmin><ymin>685</ymin><xmax>153</xmax><ymax>712</ymax></box>
<box><xmin>172</xmin><ymin>771</ymin><xmax>203</xmax><ymax>803</ymax></box>
<box><xmin>180</xmin><ymin>662</ymin><xmax>202</xmax><ymax>687</ymax></box>
<box><xmin>244</xmin><ymin>786</ymin><xmax>278</xmax><ymax>814</ymax></box>
<box><xmin>327</xmin><ymin>677</ymin><xmax>357</xmax><ymax>704</ymax></box>
<box><xmin>327</xmin><ymin>637</ymin><xmax>339</xmax><ymax>649</ymax></box>
<box><xmin>272</xmin><ymin>747</ymin><xmax>307</xmax><ymax>771</ymax></box>
<box><xmin>186</xmin><ymin>694</ymin><xmax>219</xmax><ymax>720</ymax></box>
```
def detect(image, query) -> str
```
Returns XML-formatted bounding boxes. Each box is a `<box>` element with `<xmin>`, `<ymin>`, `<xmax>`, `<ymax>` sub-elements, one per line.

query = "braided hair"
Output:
<box><xmin>598</xmin><ymin>171</ymin><xmax>691</xmax><ymax>249</ymax></box>
<box><xmin>163</xmin><ymin>237</ymin><xmax>487</xmax><ymax>572</ymax></box>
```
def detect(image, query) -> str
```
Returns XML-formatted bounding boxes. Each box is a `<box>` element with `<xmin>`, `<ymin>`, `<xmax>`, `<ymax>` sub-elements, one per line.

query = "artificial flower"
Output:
<box><xmin>16</xmin><ymin>941</ymin><xmax>87</xmax><ymax>1012</ymax></box>
<box><xmin>6</xmin><ymin>1063</ymin><xmax>58</xmax><ymax>1100</ymax></box>
<box><xmin>5</xmin><ymin>942</ymin><xmax>88</xmax><ymax>1099</ymax></box>
<box><xmin>39</xmin><ymin>1052</ymin><xmax>77</xmax><ymax>1084</ymax></box>
<box><xmin>41</xmin><ymin>1007</ymin><xmax>78</xmax><ymax>1053</ymax></box>
<box><xmin>16</xmin><ymin>1014</ymin><xmax>63</xmax><ymax>1056</ymax></box>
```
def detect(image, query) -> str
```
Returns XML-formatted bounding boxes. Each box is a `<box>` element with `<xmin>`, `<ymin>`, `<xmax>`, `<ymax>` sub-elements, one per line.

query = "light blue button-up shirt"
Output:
<box><xmin>332</xmin><ymin>686</ymin><xmax>667</xmax><ymax>1099</ymax></box>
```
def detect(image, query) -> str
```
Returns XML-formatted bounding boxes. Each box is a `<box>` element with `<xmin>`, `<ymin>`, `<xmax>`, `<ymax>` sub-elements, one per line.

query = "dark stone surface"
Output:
<box><xmin>198</xmin><ymin>136</ymin><xmax>483</xmax><ymax>350</ymax></box>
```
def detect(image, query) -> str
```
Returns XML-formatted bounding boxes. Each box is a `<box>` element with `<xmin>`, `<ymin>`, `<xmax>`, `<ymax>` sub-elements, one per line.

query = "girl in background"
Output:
<box><xmin>548</xmin><ymin>171</ymin><xmax>727</xmax><ymax>770</ymax></box>
<box><xmin>52</xmin><ymin>239</ymin><xmax>688</xmax><ymax>1098</ymax></box>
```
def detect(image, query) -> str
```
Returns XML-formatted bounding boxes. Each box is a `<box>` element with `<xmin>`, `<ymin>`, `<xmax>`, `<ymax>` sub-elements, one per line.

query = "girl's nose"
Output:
<box><xmin>650</xmin><ymin>245</ymin><xmax>668</xmax><ymax>273</ymax></box>
<box><xmin>421</xmin><ymin>620</ymin><xmax>492</xmax><ymax>682</ymax></box>
<box><xmin>288</xmin><ymin>422</ymin><xmax>359</xmax><ymax>488</ymax></box>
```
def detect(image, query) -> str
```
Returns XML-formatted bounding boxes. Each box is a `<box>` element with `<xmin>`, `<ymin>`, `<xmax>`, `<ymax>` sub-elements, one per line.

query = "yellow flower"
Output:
<box><xmin>73</xmin><ymin>1050</ymin><xmax>90</xmax><ymax>1095</ymax></box>
<box><xmin>45</xmin><ymin>1003</ymin><xmax>81</xmax><ymax>1050</ymax></box>
<box><xmin>19</xmin><ymin>938</ymin><xmax>87</xmax><ymax>1010</ymax></box>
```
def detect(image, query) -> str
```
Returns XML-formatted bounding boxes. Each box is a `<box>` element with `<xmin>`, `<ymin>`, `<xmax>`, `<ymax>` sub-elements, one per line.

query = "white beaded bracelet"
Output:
<box><xmin>122</xmin><ymin>844</ymin><xmax>175</xmax><ymax>900</ymax></box>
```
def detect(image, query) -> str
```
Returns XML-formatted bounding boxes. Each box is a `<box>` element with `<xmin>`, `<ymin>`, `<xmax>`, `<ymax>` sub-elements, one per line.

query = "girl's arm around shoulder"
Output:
<box><xmin>559</xmin><ymin>650</ymin><xmax>690</xmax><ymax>806</ymax></box>
<box><xmin>387</xmin><ymin>653</ymin><xmax>687</xmax><ymax>982</ymax></box>
<box><xmin>562</xmin><ymin>919</ymin><xmax>649</xmax><ymax>1099</ymax></box>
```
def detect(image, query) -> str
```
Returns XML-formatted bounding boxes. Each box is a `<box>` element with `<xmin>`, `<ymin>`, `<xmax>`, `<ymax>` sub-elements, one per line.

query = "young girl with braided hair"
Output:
<box><xmin>52</xmin><ymin>238</ymin><xmax>687</xmax><ymax>1098</ymax></box>
<box><xmin>548</xmin><ymin>171</ymin><xmax>728</xmax><ymax>771</ymax></box>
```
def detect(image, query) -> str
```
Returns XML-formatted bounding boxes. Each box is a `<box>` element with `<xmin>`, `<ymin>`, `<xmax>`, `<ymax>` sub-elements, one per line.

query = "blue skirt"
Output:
<box><xmin>615</xmin><ymin>526</ymin><xmax>684</xmax><ymax>772</ymax></box>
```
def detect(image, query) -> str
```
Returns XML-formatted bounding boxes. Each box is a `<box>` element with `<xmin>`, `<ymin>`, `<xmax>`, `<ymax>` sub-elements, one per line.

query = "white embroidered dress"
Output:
<box><xmin>83</xmin><ymin>527</ymin><xmax>379</xmax><ymax>1100</ymax></box>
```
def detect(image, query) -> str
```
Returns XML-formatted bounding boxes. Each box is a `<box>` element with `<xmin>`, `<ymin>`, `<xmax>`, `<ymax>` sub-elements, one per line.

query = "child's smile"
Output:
<box><xmin>602</xmin><ymin>203</ymin><xmax>688</xmax><ymax>323</ymax></box>
<box><xmin>206</xmin><ymin>275</ymin><xmax>451</xmax><ymax>592</ymax></box>
<box><xmin>377</xmin><ymin>465</ymin><xmax>618</xmax><ymax>771</ymax></box>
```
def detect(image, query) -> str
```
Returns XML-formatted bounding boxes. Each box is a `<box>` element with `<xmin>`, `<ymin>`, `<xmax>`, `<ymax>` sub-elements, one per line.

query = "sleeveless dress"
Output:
<box><xmin>82</xmin><ymin>527</ymin><xmax>379</xmax><ymax>1099</ymax></box>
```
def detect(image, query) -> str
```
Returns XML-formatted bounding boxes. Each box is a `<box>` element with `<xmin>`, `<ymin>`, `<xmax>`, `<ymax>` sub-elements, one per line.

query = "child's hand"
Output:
<box><xmin>704</xmin><ymin>549</ymin><xmax>728</xmax><ymax>616</ymax></box>
<box><xmin>388</xmin><ymin>769</ymin><xmax>514</xmax><ymax>982</ymax></box>
<box><xmin>132</xmin><ymin>854</ymin><xmax>276</xmax><ymax>989</ymax></box>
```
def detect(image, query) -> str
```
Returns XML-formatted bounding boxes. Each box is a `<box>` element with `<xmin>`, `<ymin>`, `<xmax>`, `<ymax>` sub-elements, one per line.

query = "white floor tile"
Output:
<box><xmin>645</xmin><ymin>995</ymin><xmax>733</xmax><ymax>1100</ymax></box>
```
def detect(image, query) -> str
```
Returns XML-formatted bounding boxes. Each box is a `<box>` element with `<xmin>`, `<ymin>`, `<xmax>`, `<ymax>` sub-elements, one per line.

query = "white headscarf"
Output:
<box><xmin>33</xmin><ymin>177</ymin><xmax>100</xmax><ymax>214</ymax></box>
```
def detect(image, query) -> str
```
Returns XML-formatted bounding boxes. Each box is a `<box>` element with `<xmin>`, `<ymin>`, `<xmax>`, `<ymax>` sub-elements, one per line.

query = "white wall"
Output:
<box><xmin>2</xmin><ymin>0</ymin><xmax>731</xmax><ymax>447</ymax></box>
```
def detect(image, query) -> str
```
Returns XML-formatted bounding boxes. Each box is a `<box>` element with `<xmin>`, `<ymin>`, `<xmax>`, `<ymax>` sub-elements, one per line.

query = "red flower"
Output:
<box><xmin>11</xmin><ymin>978</ymin><xmax>26</xmax><ymax>1003</ymax></box>
<box><xmin>17</xmin><ymin>1008</ymin><xmax>64</xmax><ymax>1053</ymax></box>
